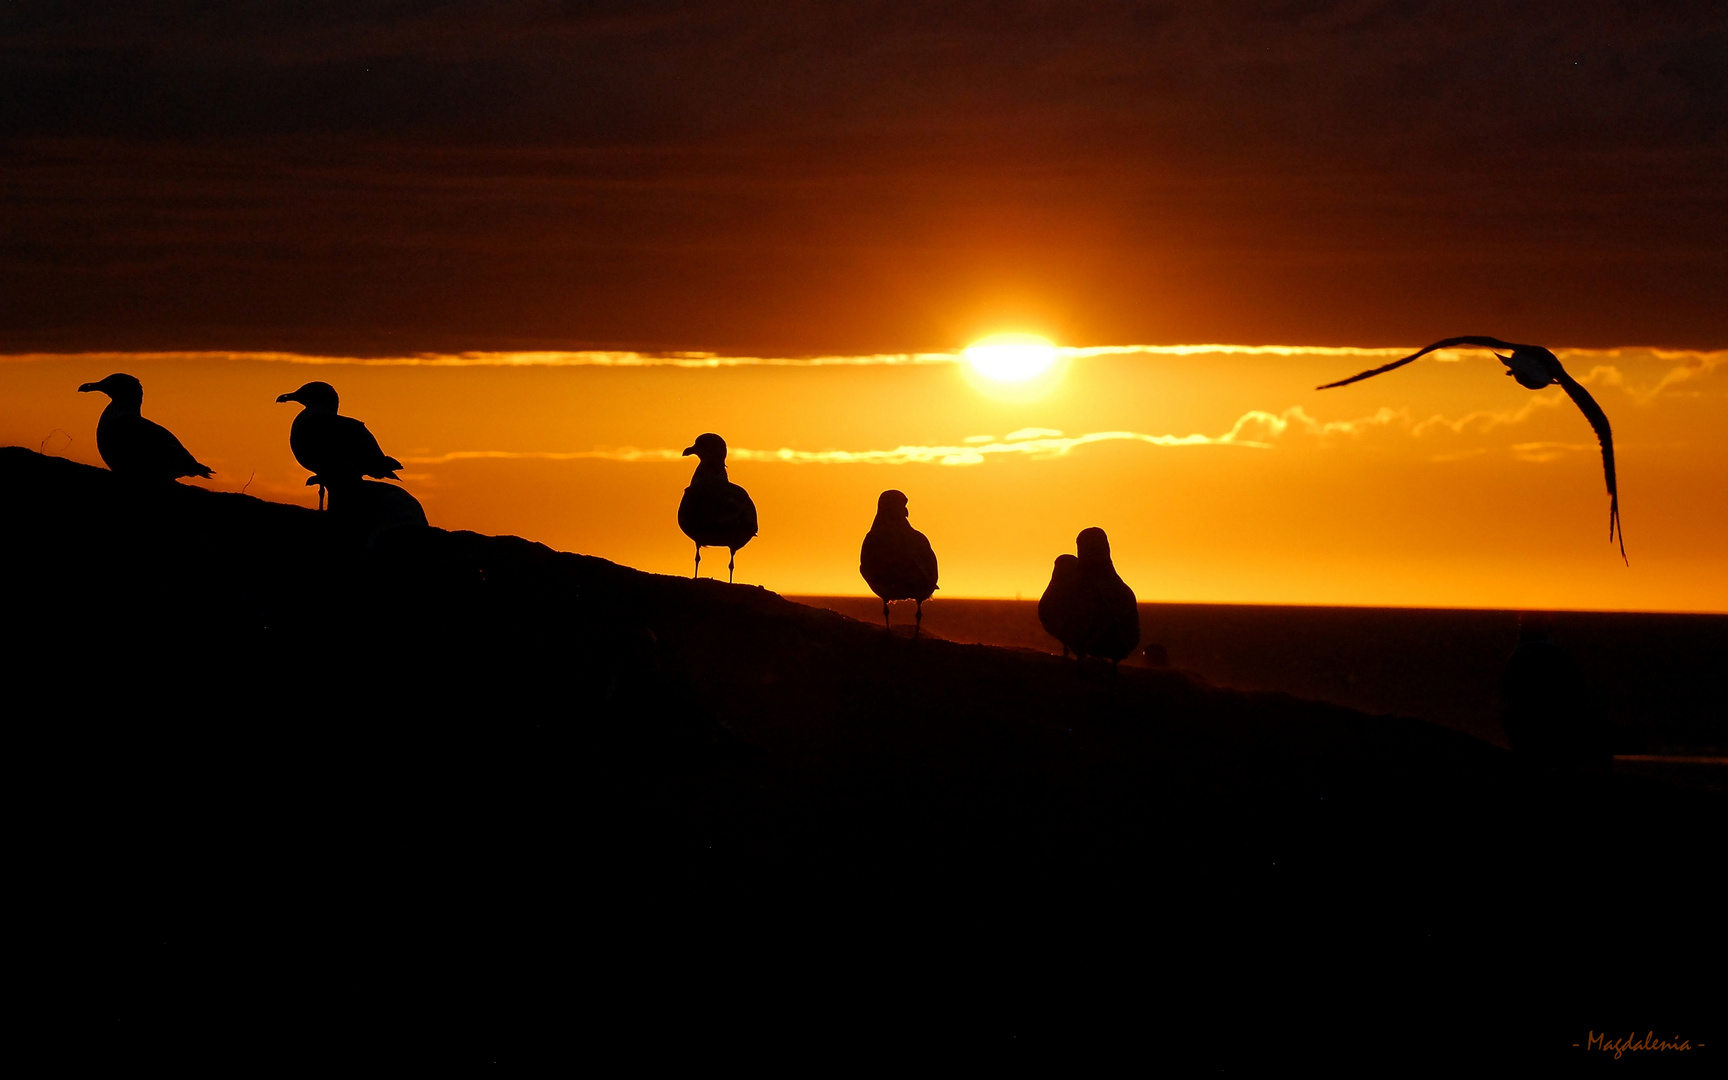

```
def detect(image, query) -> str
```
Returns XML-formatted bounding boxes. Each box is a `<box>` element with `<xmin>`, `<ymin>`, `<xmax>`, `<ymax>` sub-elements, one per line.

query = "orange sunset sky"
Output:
<box><xmin>5</xmin><ymin>341</ymin><xmax>1724</xmax><ymax>611</ymax></box>
<box><xmin>4</xmin><ymin>4</ymin><xmax>1725</xmax><ymax>611</ymax></box>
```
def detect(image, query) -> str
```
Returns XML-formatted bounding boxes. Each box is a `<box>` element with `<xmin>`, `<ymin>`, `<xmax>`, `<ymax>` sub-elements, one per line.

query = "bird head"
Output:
<box><xmin>277</xmin><ymin>381</ymin><xmax>340</xmax><ymax>411</ymax></box>
<box><xmin>1076</xmin><ymin>527</ymin><xmax>1112</xmax><ymax>563</ymax></box>
<box><xmin>876</xmin><ymin>489</ymin><xmax>910</xmax><ymax>519</ymax></box>
<box><xmin>77</xmin><ymin>373</ymin><xmax>143</xmax><ymax>406</ymax></box>
<box><xmin>683</xmin><ymin>432</ymin><xmax>728</xmax><ymax>463</ymax></box>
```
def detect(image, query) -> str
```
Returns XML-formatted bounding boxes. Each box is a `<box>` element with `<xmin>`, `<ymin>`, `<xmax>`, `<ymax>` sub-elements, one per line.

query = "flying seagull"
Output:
<box><xmin>1318</xmin><ymin>336</ymin><xmax>1624</xmax><ymax>562</ymax></box>
<box><xmin>1038</xmin><ymin>527</ymin><xmax>1141</xmax><ymax>671</ymax></box>
<box><xmin>276</xmin><ymin>382</ymin><xmax>403</xmax><ymax>510</ymax></box>
<box><xmin>77</xmin><ymin>373</ymin><xmax>213</xmax><ymax>483</ymax></box>
<box><xmin>860</xmin><ymin>489</ymin><xmax>939</xmax><ymax>637</ymax></box>
<box><xmin>678</xmin><ymin>433</ymin><xmax>758</xmax><ymax>581</ymax></box>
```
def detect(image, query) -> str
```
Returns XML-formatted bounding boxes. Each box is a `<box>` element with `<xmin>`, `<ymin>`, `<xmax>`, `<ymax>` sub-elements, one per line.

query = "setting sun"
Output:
<box><xmin>964</xmin><ymin>334</ymin><xmax>1059</xmax><ymax>382</ymax></box>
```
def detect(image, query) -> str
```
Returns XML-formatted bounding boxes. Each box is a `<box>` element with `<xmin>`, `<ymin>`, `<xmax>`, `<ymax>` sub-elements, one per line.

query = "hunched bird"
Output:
<box><xmin>276</xmin><ymin>382</ymin><xmax>403</xmax><ymax>510</ymax></box>
<box><xmin>860</xmin><ymin>489</ymin><xmax>939</xmax><ymax>637</ymax></box>
<box><xmin>77</xmin><ymin>373</ymin><xmax>213</xmax><ymax>483</ymax></box>
<box><xmin>1318</xmin><ymin>336</ymin><xmax>1625</xmax><ymax>562</ymax></box>
<box><xmin>678</xmin><ymin>433</ymin><xmax>757</xmax><ymax>581</ymax></box>
<box><xmin>1038</xmin><ymin>554</ymin><xmax>1083</xmax><ymax>655</ymax></box>
<box><xmin>1038</xmin><ymin>527</ymin><xmax>1141</xmax><ymax>670</ymax></box>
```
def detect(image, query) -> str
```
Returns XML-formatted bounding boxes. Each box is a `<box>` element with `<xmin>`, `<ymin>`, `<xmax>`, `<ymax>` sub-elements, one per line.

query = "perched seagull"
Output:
<box><xmin>1038</xmin><ymin>554</ymin><xmax>1083</xmax><ymax>657</ymax></box>
<box><xmin>859</xmin><ymin>489</ymin><xmax>939</xmax><ymax>637</ymax></box>
<box><xmin>678</xmin><ymin>432</ymin><xmax>758</xmax><ymax>581</ymax></box>
<box><xmin>77</xmin><ymin>373</ymin><xmax>213</xmax><ymax>483</ymax></box>
<box><xmin>1038</xmin><ymin>528</ymin><xmax>1141</xmax><ymax>670</ymax></box>
<box><xmin>276</xmin><ymin>382</ymin><xmax>403</xmax><ymax>510</ymax></box>
<box><xmin>1318</xmin><ymin>336</ymin><xmax>1625</xmax><ymax>562</ymax></box>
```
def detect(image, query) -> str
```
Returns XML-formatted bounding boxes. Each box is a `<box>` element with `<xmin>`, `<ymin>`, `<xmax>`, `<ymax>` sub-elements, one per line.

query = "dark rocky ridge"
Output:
<box><xmin>4</xmin><ymin>447</ymin><xmax>1719</xmax><ymax>1066</ymax></box>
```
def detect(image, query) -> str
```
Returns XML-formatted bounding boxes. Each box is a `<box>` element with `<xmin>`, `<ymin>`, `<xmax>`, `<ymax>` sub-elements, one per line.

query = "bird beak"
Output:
<box><xmin>276</xmin><ymin>392</ymin><xmax>297</xmax><ymax>403</ymax></box>
<box><xmin>78</xmin><ymin>382</ymin><xmax>98</xmax><ymax>393</ymax></box>
<box><xmin>682</xmin><ymin>446</ymin><xmax>696</xmax><ymax>456</ymax></box>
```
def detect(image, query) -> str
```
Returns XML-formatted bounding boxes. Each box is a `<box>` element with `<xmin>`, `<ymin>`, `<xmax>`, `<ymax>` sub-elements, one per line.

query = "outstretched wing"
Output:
<box><xmin>1316</xmin><ymin>336</ymin><xmax>1518</xmax><ymax>390</ymax></box>
<box><xmin>1551</xmin><ymin>365</ymin><xmax>1626</xmax><ymax>563</ymax></box>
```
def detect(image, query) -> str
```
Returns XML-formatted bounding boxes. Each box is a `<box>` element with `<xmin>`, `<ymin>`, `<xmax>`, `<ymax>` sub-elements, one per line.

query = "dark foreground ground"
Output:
<box><xmin>5</xmin><ymin>447</ymin><xmax>1722</xmax><ymax>1070</ymax></box>
<box><xmin>795</xmin><ymin>596</ymin><xmax>1728</xmax><ymax>756</ymax></box>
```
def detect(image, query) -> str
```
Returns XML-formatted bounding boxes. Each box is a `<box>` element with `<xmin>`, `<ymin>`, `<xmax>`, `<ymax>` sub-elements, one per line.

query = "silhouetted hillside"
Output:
<box><xmin>4</xmin><ymin>447</ymin><xmax>1719</xmax><ymax>1068</ymax></box>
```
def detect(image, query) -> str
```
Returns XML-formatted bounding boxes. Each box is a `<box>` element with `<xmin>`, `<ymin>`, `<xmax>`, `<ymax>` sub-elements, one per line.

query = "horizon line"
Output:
<box><xmin>784</xmin><ymin>592</ymin><xmax>1728</xmax><ymax>617</ymax></box>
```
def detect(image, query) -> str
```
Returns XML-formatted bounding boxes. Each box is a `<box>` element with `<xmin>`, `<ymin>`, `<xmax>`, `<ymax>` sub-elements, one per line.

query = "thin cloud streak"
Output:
<box><xmin>1572</xmin><ymin>350</ymin><xmax>1728</xmax><ymax>404</ymax></box>
<box><xmin>399</xmin><ymin>405</ymin><xmax>1413</xmax><ymax>468</ymax></box>
<box><xmin>397</xmin><ymin>392</ymin><xmax>1607</xmax><ymax>470</ymax></box>
<box><xmin>1410</xmin><ymin>391</ymin><xmax>1569</xmax><ymax>437</ymax></box>
<box><xmin>8</xmin><ymin>345</ymin><xmax>1724</xmax><ymax>374</ymax></box>
<box><xmin>0</xmin><ymin>349</ymin><xmax>956</xmax><ymax>369</ymax></box>
<box><xmin>1511</xmin><ymin>441</ymin><xmax>1593</xmax><ymax>464</ymax></box>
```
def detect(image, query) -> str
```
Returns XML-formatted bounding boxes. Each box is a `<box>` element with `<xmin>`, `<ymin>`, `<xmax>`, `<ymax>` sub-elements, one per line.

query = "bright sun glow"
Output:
<box><xmin>964</xmin><ymin>334</ymin><xmax>1059</xmax><ymax>382</ymax></box>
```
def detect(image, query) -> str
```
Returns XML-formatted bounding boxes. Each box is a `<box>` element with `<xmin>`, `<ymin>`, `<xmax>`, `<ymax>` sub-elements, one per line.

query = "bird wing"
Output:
<box><xmin>137</xmin><ymin>417</ymin><xmax>212</xmax><ymax>478</ymax></box>
<box><xmin>1316</xmin><ymin>336</ymin><xmax>1518</xmax><ymax>390</ymax></box>
<box><xmin>679</xmin><ymin>479</ymin><xmax>757</xmax><ymax>545</ymax></box>
<box><xmin>1551</xmin><ymin>364</ymin><xmax>1626</xmax><ymax>563</ymax></box>
<box><xmin>732</xmin><ymin>483</ymin><xmax>759</xmax><ymax>538</ymax></box>
<box><xmin>337</xmin><ymin>416</ymin><xmax>401</xmax><ymax>477</ymax></box>
<box><xmin>913</xmin><ymin>529</ymin><xmax>938</xmax><ymax>588</ymax></box>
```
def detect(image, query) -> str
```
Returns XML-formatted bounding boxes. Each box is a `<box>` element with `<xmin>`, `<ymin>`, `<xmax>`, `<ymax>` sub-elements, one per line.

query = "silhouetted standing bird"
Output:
<box><xmin>678</xmin><ymin>433</ymin><xmax>757</xmax><ymax>581</ymax></box>
<box><xmin>77</xmin><ymin>374</ymin><xmax>212</xmax><ymax>483</ymax></box>
<box><xmin>1038</xmin><ymin>528</ymin><xmax>1141</xmax><ymax>670</ymax></box>
<box><xmin>1318</xmin><ymin>336</ymin><xmax>1625</xmax><ymax>562</ymax></box>
<box><xmin>860</xmin><ymin>489</ymin><xmax>939</xmax><ymax>637</ymax></box>
<box><xmin>276</xmin><ymin>382</ymin><xmax>403</xmax><ymax>510</ymax></box>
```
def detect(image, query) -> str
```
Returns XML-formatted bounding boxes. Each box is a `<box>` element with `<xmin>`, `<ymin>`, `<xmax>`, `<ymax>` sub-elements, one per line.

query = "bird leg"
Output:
<box><xmin>914</xmin><ymin>599</ymin><xmax>924</xmax><ymax>640</ymax></box>
<box><xmin>728</xmin><ymin>548</ymin><xmax>736</xmax><ymax>583</ymax></box>
<box><xmin>318</xmin><ymin>483</ymin><xmax>326</xmax><ymax>512</ymax></box>
<box><xmin>882</xmin><ymin>599</ymin><xmax>891</xmax><ymax>632</ymax></box>
<box><xmin>693</xmin><ymin>544</ymin><xmax>701</xmax><ymax>579</ymax></box>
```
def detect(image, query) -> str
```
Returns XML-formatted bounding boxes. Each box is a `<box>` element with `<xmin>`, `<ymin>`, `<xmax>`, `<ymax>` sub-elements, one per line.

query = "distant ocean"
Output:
<box><xmin>792</xmin><ymin>597</ymin><xmax>1728</xmax><ymax>761</ymax></box>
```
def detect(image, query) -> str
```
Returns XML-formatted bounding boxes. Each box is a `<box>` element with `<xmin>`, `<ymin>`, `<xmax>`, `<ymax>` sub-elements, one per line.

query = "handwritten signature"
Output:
<box><xmin>1578</xmin><ymin>1031</ymin><xmax>1705</xmax><ymax>1059</ymax></box>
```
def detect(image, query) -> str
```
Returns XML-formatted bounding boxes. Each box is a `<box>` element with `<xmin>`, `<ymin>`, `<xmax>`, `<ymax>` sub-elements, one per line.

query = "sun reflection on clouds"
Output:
<box><xmin>393</xmin><ymin>396</ymin><xmax>1603</xmax><ymax>472</ymax></box>
<box><xmin>6</xmin><ymin>344</ymin><xmax>1723</xmax><ymax>407</ymax></box>
<box><xmin>1511</xmin><ymin>442</ymin><xmax>1592</xmax><ymax>464</ymax></box>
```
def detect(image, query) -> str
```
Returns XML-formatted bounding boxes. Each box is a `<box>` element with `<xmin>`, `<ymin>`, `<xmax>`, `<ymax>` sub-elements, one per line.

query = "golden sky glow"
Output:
<box><xmin>6</xmin><ymin>344</ymin><xmax>1726</xmax><ymax>612</ymax></box>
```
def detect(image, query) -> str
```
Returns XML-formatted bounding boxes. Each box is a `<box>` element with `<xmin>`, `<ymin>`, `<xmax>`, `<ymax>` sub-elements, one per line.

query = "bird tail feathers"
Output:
<box><xmin>1610</xmin><ymin>494</ymin><xmax>1627</xmax><ymax>566</ymax></box>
